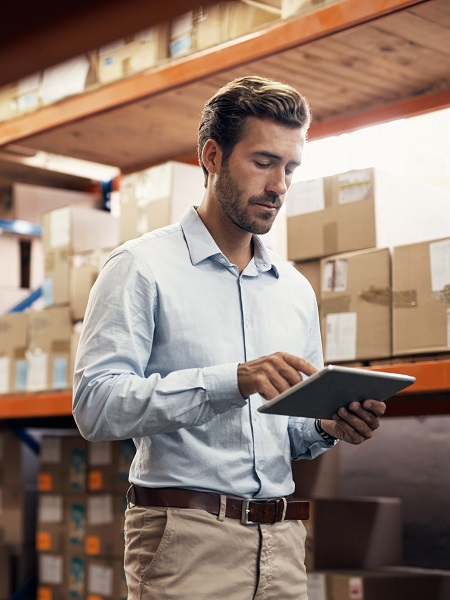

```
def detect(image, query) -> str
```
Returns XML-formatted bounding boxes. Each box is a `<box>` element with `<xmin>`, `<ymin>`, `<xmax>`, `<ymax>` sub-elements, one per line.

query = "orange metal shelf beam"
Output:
<box><xmin>369</xmin><ymin>359</ymin><xmax>450</xmax><ymax>394</ymax></box>
<box><xmin>369</xmin><ymin>359</ymin><xmax>450</xmax><ymax>417</ymax></box>
<box><xmin>0</xmin><ymin>390</ymin><xmax>73</xmax><ymax>419</ymax></box>
<box><xmin>0</xmin><ymin>0</ymin><xmax>431</xmax><ymax>148</ymax></box>
<box><xmin>0</xmin><ymin>360</ymin><xmax>448</xmax><ymax>420</ymax></box>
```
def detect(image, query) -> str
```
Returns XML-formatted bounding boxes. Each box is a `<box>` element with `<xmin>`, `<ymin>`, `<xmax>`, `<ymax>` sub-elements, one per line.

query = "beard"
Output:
<box><xmin>215</xmin><ymin>162</ymin><xmax>281</xmax><ymax>235</ymax></box>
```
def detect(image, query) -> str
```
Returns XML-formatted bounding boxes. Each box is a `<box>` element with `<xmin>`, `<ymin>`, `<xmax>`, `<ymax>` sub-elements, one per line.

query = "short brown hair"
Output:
<box><xmin>198</xmin><ymin>75</ymin><xmax>311</xmax><ymax>185</ymax></box>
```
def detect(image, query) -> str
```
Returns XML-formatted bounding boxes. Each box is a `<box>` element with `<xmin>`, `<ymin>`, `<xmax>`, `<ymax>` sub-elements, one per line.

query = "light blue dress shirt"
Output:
<box><xmin>73</xmin><ymin>207</ymin><xmax>333</xmax><ymax>499</ymax></box>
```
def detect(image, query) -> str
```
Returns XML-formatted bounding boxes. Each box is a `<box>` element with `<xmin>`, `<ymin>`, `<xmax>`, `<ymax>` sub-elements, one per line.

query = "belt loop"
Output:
<box><xmin>126</xmin><ymin>484</ymin><xmax>136</xmax><ymax>508</ymax></box>
<box><xmin>280</xmin><ymin>497</ymin><xmax>287</xmax><ymax>522</ymax></box>
<box><xmin>218</xmin><ymin>494</ymin><xmax>227</xmax><ymax>521</ymax></box>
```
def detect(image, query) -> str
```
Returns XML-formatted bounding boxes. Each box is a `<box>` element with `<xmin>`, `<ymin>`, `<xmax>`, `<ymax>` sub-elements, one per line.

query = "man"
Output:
<box><xmin>73</xmin><ymin>76</ymin><xmax>385</xmax><ymax>600</ymax></box>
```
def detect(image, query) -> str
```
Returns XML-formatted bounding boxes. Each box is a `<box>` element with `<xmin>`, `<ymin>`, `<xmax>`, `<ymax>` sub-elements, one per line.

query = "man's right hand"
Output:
<box><xmin>237</xmin><ymin>352</ymin><xmax>318</xmax><ymax>400</ymax></box>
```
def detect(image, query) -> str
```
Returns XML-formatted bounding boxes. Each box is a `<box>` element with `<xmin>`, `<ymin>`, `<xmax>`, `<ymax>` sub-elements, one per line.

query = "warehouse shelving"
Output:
<box><xmin>0</xmin><ymin>360</ymin><xmax>449</xmax><ymax>421</ymax></box>
<box><xmin>0</xmin><ymin>0</ymin><xmax>449</xmax><ymax>421</ymax></box>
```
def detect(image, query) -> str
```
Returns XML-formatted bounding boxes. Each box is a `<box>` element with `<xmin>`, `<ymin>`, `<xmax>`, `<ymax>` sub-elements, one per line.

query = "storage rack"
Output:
<box><xmin>0</xmin><ymin>0</ymin><xmax>449</xmax><ymax>424</ymax></box>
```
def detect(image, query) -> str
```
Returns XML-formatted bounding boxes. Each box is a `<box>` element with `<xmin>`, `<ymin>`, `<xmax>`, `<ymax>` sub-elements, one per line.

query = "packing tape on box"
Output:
<box><xmin>359</xmin><ymin>285</ymin><xmax>392</xmax><ymax>306</ymax></box>
<box><xmin>321</xmin><ymin>295</ymin><xmax>351</xmax><ymax>315</ymax></box>
<box><xmin>393</xmin><ymin>290</ymin><xmax>417</xmax><ymax>308</ymax></box>
<box><xmin>52</xmin><ymin>340</ymin><xmax>70</xmax><ymax>353</ymax></box>
<box><xmin>431</xmin><ymin>284</ymin><xmax>450</xmax><ymax>303</ymax></box>
<box><xmin>323</xmin><ymin>221</ymin><xmax>338</xmax><ymax>255</ymax></box>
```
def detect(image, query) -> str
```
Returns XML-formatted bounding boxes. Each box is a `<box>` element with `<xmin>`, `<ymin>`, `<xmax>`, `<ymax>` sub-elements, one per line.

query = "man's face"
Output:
<box><xmin>214</xmin><ymin>117</ymin><xmax>306</xmax><ymax>235</ymax></box>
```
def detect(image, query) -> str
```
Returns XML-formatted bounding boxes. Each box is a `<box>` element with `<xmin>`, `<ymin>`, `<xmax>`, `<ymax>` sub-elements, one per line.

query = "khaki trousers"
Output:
<box><xmin>124</xmin><ymin>503</ymin><xmax>308</xmax><ymax>600</ymax></box>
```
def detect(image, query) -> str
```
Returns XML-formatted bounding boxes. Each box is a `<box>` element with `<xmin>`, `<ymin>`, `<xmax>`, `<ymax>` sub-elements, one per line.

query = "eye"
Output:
<box><xmin>255</xmin><ymin>161</ymin><xmax>271</xmax><ymax>169</ymax></box>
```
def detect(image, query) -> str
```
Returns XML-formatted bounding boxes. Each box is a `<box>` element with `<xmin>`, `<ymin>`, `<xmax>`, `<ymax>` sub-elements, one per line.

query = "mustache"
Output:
<box><xmin>249</xmin><ymin>193</ymin><xmax>282</xmax><ymax>208</ymax></box>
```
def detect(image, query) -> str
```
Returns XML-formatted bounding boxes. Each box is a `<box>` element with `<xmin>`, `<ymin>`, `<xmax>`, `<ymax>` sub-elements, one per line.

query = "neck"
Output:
<box><xmin>196</xmin><ymin>204</ymin><xmax>254</xmax><ymax>272</ymax></box>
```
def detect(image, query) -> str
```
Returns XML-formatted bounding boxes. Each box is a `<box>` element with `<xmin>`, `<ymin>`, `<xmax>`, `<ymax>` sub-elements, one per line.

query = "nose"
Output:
<box><xmin>266</xmin><ymin>167</ymin><xmax>288</xmax><ymax>197</ymax></box>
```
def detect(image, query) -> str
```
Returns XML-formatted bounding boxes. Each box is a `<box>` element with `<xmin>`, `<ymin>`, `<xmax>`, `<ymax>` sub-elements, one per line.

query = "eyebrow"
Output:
<box><xmin>252</xmin><ymin>151</ymin><xmax>301</xmax><ymax>168</ymax></box>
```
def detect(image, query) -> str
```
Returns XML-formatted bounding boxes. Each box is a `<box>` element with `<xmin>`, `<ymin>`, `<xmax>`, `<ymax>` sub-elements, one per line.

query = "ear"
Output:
<box><xmin>201</xmin><ymin>139</ymin><xmax>223</xmax><ymax>176</ymax></box>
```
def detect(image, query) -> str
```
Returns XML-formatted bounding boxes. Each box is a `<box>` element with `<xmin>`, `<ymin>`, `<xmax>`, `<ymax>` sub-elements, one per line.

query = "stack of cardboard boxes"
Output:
<box><xmin>287</xmin><ymin>167</ymin><xmax>450</xmax><ymax>364</ymax></box>
<box><xmin>36</xmin><ymin>434</ymin><xmax>134</xmax><ymax>600</ymax></box>
<box><xmin>0</xmin><ymin>430</ymin><xmax>38</xmax><ymax>600</ymax></box>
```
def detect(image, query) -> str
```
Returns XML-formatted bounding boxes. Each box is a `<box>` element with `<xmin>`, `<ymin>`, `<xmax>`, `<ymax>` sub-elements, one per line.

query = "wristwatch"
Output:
<box><xmin>315</xmin><ymin>418</ymin><xmax>338</xmax><ymax>445</ymax></box>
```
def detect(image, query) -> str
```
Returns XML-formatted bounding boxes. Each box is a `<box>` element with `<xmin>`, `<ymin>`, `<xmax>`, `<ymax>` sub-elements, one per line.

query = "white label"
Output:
<box><xmin>40</xmin><ymin>55</ymin><xmax>91</xmax><ymax>105</ymax></box>
<box><xmin>338</xmin><ymin>169</ymin><xmax>372</xmax><ymax>204</ymax></box>
<box><xmin>89</xmin><ymin>440</ymin><xmax>112</xmax><ymax>466</ymax></box>
<box><xmin>49</xmin><ymin>206</ymin><xmax>71</xmax><ymax>248</ymax></box>
<box><xmin>39</xmin><ymin>554</ymin><xmax>63</xmax><ymax>585</ymax></box>
<box><xmin>429</xmin><ymin>239</ymin><xmax>450</xmax><ymax>293</ymax></box>
<box><xmin>325</xmin><ymin>312</ymin><xmax>357</xmax><ymax>362</ymax></box>
<box><xmin>39</xmin><ymin>495</ymin><xmax>63</xmax><ymax>524</ymax></box>
<box><xmin>26</xmin><ymin>351</ymin><xmax>48</xmax><ymax>391</ymax></box>
<box><xmin>41</xmin><ymin>437</ymin><xmax>62</xmax><ymax>464</ymax></box>
<box><xmin>88</xmin><ymin>563</ymin><xmax>114</xmax><ymax>595</ymax></box>
<box><xmin>88</xmin><ymin>495</ymin><xmax>113</xmax><ymax>525</ymax></box>
<box><xmin>322</xmin><ymin>259</ymin><xmax>348</xmax><ymax>293</ymax></box>
<box><xmin>17</xmin><ymin>91</ymin><xmax>39</xmax><ymax>112</ymax></box>
<box><xmin>0</xmin><ymin>356</ymin><xmax>10</xmax><ymax>394</ymax></box>
<box><xmin>286</xmin><ymin>178</ymin><xmax>325</xmax><ymax>217</ymax></box>
<box><xmin>307</xmin><ymin>572</ymin><xmax>327</xmax><ymax>600</ymax></box>
<box><xmin>349</xmin><ymin>576</ymin><xmax>363</xmax><ymax>599</ymax></box>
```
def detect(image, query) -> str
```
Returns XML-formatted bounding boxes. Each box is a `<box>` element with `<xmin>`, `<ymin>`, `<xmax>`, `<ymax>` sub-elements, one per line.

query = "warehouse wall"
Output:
<box><xmin>338</xmin><ymin>415</ymin><xmax>450</xmax><ymax>570</ymax></box>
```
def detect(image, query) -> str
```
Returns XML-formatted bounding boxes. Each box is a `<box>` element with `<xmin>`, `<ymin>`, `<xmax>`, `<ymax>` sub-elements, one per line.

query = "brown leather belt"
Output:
<box><xmin>127</xmin><ymin>485</ymin><xmax>309</xmax><ymax>524</ymax></box>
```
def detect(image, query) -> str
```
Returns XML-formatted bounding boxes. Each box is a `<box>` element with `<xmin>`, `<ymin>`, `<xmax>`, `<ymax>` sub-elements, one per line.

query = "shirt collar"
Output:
<box><xmin>180</xmin><ymin>207</ymin><xmax>279</xmax><ymax>278</ymax></box>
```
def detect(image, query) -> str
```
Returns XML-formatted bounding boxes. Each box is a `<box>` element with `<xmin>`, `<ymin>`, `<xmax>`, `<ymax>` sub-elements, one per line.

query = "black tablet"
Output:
<box><xmin>257</xmin><ymin>364</ymin><xmax>416</xmax><ymax>419</ymax></box>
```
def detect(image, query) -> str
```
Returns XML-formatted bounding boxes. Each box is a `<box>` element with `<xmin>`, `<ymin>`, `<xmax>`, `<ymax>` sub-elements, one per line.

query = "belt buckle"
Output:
<box><xmin>241</xmin><ymin>498</ymin><xmax>279</xmax><ymax>525</ymax></box>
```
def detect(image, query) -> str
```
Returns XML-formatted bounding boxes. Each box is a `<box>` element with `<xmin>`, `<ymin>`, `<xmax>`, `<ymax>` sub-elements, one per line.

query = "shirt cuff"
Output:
<box><xmin>203</xmin><ymin>362</ymin><xmax>247</xmax><ymax>414</ymax></box>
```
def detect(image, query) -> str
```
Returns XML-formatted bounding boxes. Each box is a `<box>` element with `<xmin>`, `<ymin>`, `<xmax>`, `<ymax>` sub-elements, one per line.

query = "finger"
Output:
<box><xmin>282</xmin><ymin>354</ymin><xmax>319</xmax><ymax>378</ymax></box>
<box><xmin>347</xmin><ymin>402</ymin><xmax>383</xmax><ymax>431</ymax></box>
<box><xmin>361</xmin><ymin>399</ymin><xmax>387</xmax><ymax>417</ymax></box>
<box><xmin>335</xmin><ymin>406</ymin><xmax>377</xmax><ymax>440</ymax></box>
<box><xmin>332</xmin><ymin>415</ymin><xmax>366</xmax><ymax>444</ymax></box>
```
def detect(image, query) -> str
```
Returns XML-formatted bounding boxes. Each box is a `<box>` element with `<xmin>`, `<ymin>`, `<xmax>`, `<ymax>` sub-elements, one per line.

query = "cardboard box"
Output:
<box><xmin>282</xmin><ymin>0</ymin><xmax>337</xmax><ymax>19</ymax></box>
<box><xmin>85</xmin><ymin>494</ymin><xmax>127</xmax><ymax>558</ymax></box>
<box><xmin>303</xmin><ymin>497</ymin><xmax>402</xmax><ymax>571</ymax></box>
<box><xmin>87</xmin><ymin>439</ymin><xmax>135</xmax><ymax>495</ymax></box>
<box><xmin>0</xmin><ymin>182</ymin><xmax>100</xmax><ymax>224</ymax></box>
<box><xmin>320</xmin><ymin>248</ymin><xmax>391</xmax><ymax>362</ymax></box>
<box><xmin>0</xmin><ymin>486</ymin><xmax>38</xmax><ymax>546</ymax></box>
<box><xmin>66</xmin><ymin>496</ymin><xmax>87</xmax><ymax>556</ymax></box>
<box><xmin>392</xmin><ymin>237</ymin><xmax>450</xmax><ymax>355</ymax></box>
<box><xmin>38</xmin><ymin>435</ymin><xmax>87</xmax><ymax>494</ymax></box>
<box><xmin>294</xmin><ymin>259</ymin><xmax>321</xmax><ymax>303</ymax></box>
<box><xmin>307</xmin><ymin>569</ymin><xmax>445</xmax><ymax>600</ymax></box>
<box><xmin>26</xmin><ymin>306</ymin><xmax>72</xmax><ymax>392</ymax></box>
<box><xmin>0</xmin><ymin>429</ymin><xmax>38</xmax><ymax>486</ymax></box>
<box><xmin>286</xmin><ymin>168</ymin><xmax>450</xmax><ymax>261</ymax></box>
<box><xmin>69</xmin><ymin>248</ymin><xmax>112</xmax><ymax>321</ymax></box>
<box><xmin>0</xmin><ymin>312</ymin><xmax>28</xmax><ymax>394</ymax></box>
<box><xmin>86</xmin><ymin>557</ymin><xmax>127</xmax><ymax>600</ymax></box>
<box><xmin>97</xmin><ymin>24</ymin><xmax>169</xmax><ymax>84</ymax></box>
<box><xmin>0</xmin><ymin>286</ymin><xmax>33</xmax><ymax>315</ymax></box>
<box><xmin>36</xmin><ymin>494</ymin><xmax>65</xmax><ymax>553</ymax></box>
<box><xmin>116</xmin><ymin>161</ymin><xmax>204</xmax><ymax>243</ymax></box>
<box><xmin>292</xmin><ymin>444</ymin><xmax>340</xmax><ymax>499</ymax></box>
<box><xmin>38</xmin><ymin>554</ymin><xmax>85</xmax><ymax>600</ymax></box>
<box><xmin>42</xmin><ymin>205</ymin><xmax>118</xmax><ymax>307</ymax></box>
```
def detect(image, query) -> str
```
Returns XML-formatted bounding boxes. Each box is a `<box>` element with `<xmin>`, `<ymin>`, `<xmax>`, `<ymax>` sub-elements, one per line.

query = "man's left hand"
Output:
<box><xmin>320</xmin><ymin>399</ymin><xmax>386</xmax><ymax>445</ymax></box>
